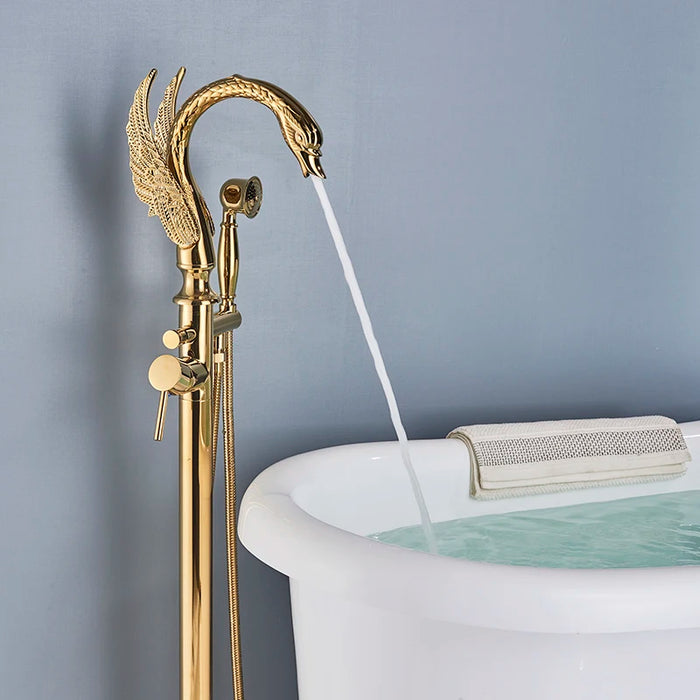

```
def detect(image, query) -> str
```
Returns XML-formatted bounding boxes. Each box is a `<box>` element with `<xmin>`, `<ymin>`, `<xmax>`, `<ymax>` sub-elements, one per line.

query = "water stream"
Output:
<box><xmin>311</xmin><ymin>176</ymin><xmax>437</xmax><ymax>553</ymax></box>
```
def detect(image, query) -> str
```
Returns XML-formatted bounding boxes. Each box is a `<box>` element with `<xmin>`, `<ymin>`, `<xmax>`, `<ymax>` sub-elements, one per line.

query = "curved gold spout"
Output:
<box><xmin>170</xmin><ymin>71</ymin><xmax>325</xmax><ymax>271</ymax></box>
<box><xmin>127</xmin><ymin>68</ymin><xmax>325</xmax><ymax>270</ymax></box>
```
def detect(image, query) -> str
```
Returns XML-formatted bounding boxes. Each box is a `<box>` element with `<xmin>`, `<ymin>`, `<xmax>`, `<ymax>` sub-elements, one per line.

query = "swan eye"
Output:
<box><xmin>294</xmin><ymin>132</ymin><xmax>304</xmax><ymax>144</ymax></box>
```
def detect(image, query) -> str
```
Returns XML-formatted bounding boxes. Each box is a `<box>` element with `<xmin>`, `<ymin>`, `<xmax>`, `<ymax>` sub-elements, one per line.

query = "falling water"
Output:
<box><xmin>311</xmin><ymin>176</ymin><xmax>437</xmax><ymax>553</ymax></box>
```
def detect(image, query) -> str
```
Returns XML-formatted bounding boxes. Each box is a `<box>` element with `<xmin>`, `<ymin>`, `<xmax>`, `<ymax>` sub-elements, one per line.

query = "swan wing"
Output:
<box><xmin>126</xmin><ymin>70</ymin><xmax>199</xmax><ymax>247</ymax></box>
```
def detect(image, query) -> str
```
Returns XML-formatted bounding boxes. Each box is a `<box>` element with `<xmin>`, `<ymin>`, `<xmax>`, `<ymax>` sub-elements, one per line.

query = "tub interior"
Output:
<box><xmin>290</xmin><ymin>422</ymin><xmax>700</xmax><ymax>538</ymax></box>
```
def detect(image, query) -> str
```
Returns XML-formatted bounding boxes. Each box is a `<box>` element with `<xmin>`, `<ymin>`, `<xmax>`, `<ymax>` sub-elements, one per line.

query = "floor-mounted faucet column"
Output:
<box><xmin>148</xmin><ymin>269</ymin><xmax>216</xmax><ymax>700</ymax></box>
<box><xmin>176</xmin><ymin>272</ymin><xmax>215</xmax><ymax>700</ymax></box>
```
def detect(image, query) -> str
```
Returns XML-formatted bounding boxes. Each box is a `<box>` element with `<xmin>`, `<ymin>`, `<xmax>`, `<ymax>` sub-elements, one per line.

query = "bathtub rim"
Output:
<box><xmin>239</xmin><ymin>423</ymin><xmax>700</xmax><ymax>635</ymax></box>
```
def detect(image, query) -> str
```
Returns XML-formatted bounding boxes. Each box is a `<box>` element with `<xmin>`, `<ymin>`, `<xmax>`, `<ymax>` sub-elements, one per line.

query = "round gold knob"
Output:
<box><xmin>148</xmin><ymin>355</ymin><xmax>207</xmax><ymax>394</ymax></box>
<box><xmin>162</xmin><ymin>327</ymin><xmax>197</xmax><ymax>349</ymax></box>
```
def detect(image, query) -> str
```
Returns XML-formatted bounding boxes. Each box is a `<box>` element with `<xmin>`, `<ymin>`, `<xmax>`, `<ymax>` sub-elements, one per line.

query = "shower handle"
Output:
<box><xmin>148</xmin><ymin>355</ymin><xmax>208</xmax><ymax>440</ymax></box>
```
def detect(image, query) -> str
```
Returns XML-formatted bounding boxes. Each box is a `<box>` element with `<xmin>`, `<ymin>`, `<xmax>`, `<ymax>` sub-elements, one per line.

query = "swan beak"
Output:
<box><xmin>297</xmin><ymin>149</ymin><xmax>325</xmax><ymax>179</ymax></box>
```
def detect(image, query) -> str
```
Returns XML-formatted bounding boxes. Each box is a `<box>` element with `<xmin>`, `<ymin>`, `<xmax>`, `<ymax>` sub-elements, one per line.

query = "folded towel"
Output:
<box><xmin>447</xmin><ymin>416</ymin><xmax>690</xmax><ymax>500</ymax></box>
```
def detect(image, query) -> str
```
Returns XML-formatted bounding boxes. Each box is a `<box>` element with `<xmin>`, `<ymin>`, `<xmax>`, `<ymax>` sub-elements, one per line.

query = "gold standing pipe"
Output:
<box><xmin>177</xmin><ymin>275</ymin><xmax>215</xmax><ymax>699</ymax></box>
<box><xmin>126</xmin><ymin>67</ymin><xmax>324</xmax><ymax>700</ymax></box>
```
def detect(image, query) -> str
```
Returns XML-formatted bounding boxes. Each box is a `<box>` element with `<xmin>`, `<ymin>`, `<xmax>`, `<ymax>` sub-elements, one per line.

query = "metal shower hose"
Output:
<box><xmin>212</xmin><ymin>330</ymin><xmax>244</xmax><ymax>700</ymax></box>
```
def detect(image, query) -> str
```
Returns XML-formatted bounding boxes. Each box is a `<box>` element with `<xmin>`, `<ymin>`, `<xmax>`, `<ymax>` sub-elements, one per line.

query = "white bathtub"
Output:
<box><xmin>239</xmin><ymin>420</ymin><xmax>700</xmax><ymax>699</ymax></box>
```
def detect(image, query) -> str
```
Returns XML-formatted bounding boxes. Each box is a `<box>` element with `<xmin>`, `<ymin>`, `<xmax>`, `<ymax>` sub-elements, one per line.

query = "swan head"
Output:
<box><xmin>236</xmin><ymin>75</ymin><xmax>325</xmax><ymax>179</ymax></box>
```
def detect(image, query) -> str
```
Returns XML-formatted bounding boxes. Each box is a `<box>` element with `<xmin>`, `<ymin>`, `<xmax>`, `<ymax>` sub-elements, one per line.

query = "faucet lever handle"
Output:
<box><xmin>148</xmin><ymin>355</ymin><xmax>208</xmax><ymax>442</ymax></box>
<box><xmin>154</xmin><ymin>391</ymin><xmax>169</xmax><ymax>441</ymax></box>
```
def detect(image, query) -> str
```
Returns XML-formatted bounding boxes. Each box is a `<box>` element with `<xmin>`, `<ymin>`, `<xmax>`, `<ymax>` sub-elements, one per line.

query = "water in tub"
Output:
<box><xmin>311</xmin><ymin>176</ymin><xmax>437</xmax><ymax>552</ymax></box>
<box><xmin>371</xmin><ymin>490</ymin><xmax>700</xmax><ymax>568</ymax></box>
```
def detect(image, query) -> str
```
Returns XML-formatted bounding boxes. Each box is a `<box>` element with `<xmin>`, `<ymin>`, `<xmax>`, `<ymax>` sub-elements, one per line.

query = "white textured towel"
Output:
<box><xmin>447</xmin><ymin>416</ymin><xmax>690</xmax><ymax>500</ymax></box>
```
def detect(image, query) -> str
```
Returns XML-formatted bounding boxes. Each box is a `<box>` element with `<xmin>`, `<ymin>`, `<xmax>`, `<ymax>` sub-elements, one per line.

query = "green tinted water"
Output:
<box><xmin>370</xmin><ymin>490</ymin><xmax>700</xmax><ymax>568</ymax></box>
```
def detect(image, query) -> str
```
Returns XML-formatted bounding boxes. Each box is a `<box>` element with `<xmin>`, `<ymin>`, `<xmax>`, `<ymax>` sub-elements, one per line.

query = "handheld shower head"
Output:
<box><xmin>218</xmin><ymin>176</ymin><xmax>263</xmax><ymax>309</ymax></box>
<box><xmin>220</xmin><ymin>177</ymin><xmax>263</xmax><ymax>218</ymax></box>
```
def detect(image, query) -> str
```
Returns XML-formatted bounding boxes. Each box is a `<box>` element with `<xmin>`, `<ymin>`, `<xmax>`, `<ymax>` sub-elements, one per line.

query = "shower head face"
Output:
<box><xmin>220</xmin><ymin>177</ymin><xmax>263</xmax><ymax>218</ymax></box>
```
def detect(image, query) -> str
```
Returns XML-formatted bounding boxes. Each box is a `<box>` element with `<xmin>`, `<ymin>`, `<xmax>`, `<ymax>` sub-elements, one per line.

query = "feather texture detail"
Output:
<box><xmin>126</xmin><ymin>69</ymin><xmax>199</xmax><ymax>247</ymax></box>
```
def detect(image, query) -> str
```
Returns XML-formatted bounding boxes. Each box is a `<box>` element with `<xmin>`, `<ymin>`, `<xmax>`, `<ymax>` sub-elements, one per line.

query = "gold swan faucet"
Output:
<box><xmin>126</xmin><ymin>67</ymin><xmax>324</xmax><ymax>700</ymax></box>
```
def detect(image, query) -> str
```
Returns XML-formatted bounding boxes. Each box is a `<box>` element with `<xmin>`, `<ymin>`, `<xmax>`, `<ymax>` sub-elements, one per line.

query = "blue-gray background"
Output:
<box><xmin>2</xmin><ymin>1</ymin><xmax>700</xmax><ymax>697</ymax></box>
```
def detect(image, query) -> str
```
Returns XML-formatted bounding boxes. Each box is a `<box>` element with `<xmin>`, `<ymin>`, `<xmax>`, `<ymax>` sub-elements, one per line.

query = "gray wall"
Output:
<box><xmin>3</xmin><ymin>1</ymin><xmax>700</xmax><ymax>697</ymax></box>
